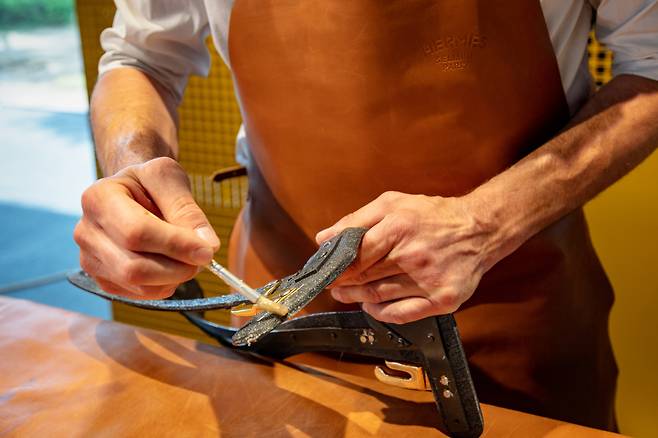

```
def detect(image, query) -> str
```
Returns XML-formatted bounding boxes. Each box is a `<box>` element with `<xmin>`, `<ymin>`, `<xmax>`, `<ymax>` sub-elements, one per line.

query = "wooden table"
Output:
<box><xmin>0</xmin><ymin>297</ymin><xmax>622</xmax><ymax>437</ymax></box>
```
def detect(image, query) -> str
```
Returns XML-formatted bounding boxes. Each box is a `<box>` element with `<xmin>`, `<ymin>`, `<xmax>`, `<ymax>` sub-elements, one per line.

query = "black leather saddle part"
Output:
<box><xmin>68</xmin><ymin>227</ymin><xmax>483</xmax><ymax>437</ymax></box>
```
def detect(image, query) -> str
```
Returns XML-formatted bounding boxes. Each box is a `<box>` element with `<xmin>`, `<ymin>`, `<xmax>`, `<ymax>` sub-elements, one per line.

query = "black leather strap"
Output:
<box><xmin>67</xmin><ymin>227</ymin><xmax>365</xmax><ymax>320</ymax></box>
<box><xmin>67</xmin><ymin>270</ymin><xmax>251</xmax><ymax>311</ymax></box>
<box><xmin>232</xmin><ymin>227</ymin><xmax>366</xmax><ymax>346</ymax></box>
<box><xmin>181</xmin><ymin>308</ymin><xmax>483</xmax><ymax>438</ymax></box>
<box><xmin>67</xmin><ymin>226</ymin><xmax>483</xmax><ymax>437</ymax></box>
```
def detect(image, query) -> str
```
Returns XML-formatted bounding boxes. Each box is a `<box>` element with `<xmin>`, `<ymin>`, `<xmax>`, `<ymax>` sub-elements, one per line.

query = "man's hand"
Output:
<box><xmin>74</xmin><ymin>157</ymin><xmax>219</xmax><ymax>299</ymax></box>
<box><xmin>315</xmin><ymin>76</ymin><xmax>658</xmax><ymax>325</ymax></box>
<box><xmin>315</xmin><ymin>191</ymin><xmax>494</xmax><ymax>324</ymax></box>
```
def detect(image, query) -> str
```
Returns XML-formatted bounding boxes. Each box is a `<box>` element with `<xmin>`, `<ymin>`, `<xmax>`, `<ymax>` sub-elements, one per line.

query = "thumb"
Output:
<box><xmin>137</xmin><ymin>158</ymin><xmax>220</xmax><ymax>251</ymax></box>
<box><xmin>194</xmin><ymin>224</ymin><xmax>220</xmax><ymax>250</ymax></box>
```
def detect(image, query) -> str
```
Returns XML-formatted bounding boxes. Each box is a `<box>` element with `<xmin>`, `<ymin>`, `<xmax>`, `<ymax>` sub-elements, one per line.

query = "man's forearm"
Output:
<box><xmin>91</xmin><ymin>67</ymin><xmax>179</xmax><ymax>176</ymax></box>
<box><xmin>466</xmin><ymin>74</ymin><xmax>658</xmax><ymax>270</ymax></box>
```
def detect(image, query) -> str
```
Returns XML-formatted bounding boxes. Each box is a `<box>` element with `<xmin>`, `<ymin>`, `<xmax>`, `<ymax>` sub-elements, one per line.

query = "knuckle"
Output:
<box><xmin>73</xmin><ymin>221</ymin><xmax>86</xmax><ymax>246</ymax></box>
<box><xmin>80</xmin><ymin>184</ymin><xmax>101</xmax><ymax>216</ymax></box>
<box><xmin>153</xmin><ymin>156</ymin><xmax>179</xmax><ymax>169</ymax></box>
<box><xmin>432</xmin><ymin>289</ymin><xmax>461</xmax><ymax>313</ymax></box>
<box><xmin>121</xmin><ymin>259</ymin><xmax>148</xmax><ymax>285</ymax></box>
<box><xmin>353</xmin><ymin>270</ymin><xmax>370</xmax><ymax>284</ymax></box>
<box><xmin>170</xmin><ymin>196</ymin><xmax>205</xmax><ymax>224</ymax></box>
<box><xmin>379</xmin><ymin>191</ymin><xmax>400</xmax><ymax>204</ymax></box>
<box><xmin>386</xmin><ymin>212</ymin><xmax>416</xmax><ymax>239</ymax></box>
<box><xmin>79</xmin><ymin>254</ymin><xmax>99</xmax><ymax>275</ymax></box>
<box><xmin>386</xmin><ymin>309</ymin><xmax>408</xmax><ymax>325</ymax></box>
<box><xmin>423</xmin><ymin>270</ymin><xmax>446</xmax><ymax>289</ymax></box>
<box><xmin>148</xmin><ymin>156</ymin><xmax>178</xmax><ymax>171</ymax></box>
<box><xmin>388</xmin><ymin>249</ymin><xmax>404</xmax><ymax>265</ymax></box>
<box><xmin>144</xmin><ymin>157</ymin><xmax>188</xmax><ymax>181</ymax></box>
<box><xmin>365</xmin><ymin>283</ymin><xmax>384</xmax><ymax>303</ymax></box>
<box><xmin>395</xmin><ymin>210</ymin><xmax>417</xmax><ymax>229</ymax></box>
<box><xmin>405</xmin><ymin>247</ymin><xmax>432</xmax><ymax>271</ymax></box>
<box><xmin>120</xmin><ymin>224</ymin><xmax>148</xmax><ymax>249</ymax></box>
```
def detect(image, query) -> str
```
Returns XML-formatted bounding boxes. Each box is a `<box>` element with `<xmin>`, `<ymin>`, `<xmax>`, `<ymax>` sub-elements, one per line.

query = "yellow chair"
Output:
<box><xmin>75</xmin><ymin>2</ymin><xmax>657</xmax><ymax>435</ymax></box>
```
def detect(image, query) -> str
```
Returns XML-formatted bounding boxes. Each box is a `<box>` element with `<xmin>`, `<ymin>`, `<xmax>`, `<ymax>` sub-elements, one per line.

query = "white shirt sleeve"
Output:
<box><xmin>594</xmin><ymin>0</ymin><xmax>658</xmax><ymax>81</ymax></box>
<box><xmin>98</xmin><ymin>0</ymin><xmax>211</xmax><ymax>104</ymax></box>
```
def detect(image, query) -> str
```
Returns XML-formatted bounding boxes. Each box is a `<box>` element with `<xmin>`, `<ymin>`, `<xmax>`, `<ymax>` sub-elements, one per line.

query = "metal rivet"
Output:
<box><xmin>439</xmin><ymin>375</ymin><xmax>449</xmax><ymax>386</ymax></box>
<box><xmin>442</xmin><ymin>389</ymin><xmax>453</xmax><ymax>399</ymax></box>
<box><xmin>387</xmin><ymin>332</ymin><xmax>394</xmax><ymax>340</ymax></box>
<box><xmin>427</xmin><ymin>333</ymin><xmax>435</xmax><ymax>342</ymax></box>
<box><xmin>360</xmin><ymin>329</ymin><xmax>375</xmax><ymax>345</ymax></box>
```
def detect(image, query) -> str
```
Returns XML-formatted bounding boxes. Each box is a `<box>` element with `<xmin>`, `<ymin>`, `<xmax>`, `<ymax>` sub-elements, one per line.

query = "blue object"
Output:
<box><xmin>0</xmin><ymin>202</ymin><xmax>110</xmax><ymax>319</ymax></box>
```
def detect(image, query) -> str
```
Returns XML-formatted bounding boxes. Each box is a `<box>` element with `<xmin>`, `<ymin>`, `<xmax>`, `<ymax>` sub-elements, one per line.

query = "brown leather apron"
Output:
<box><xmin>226</xmin><ymin>0</ymin><xmax>617</xmax><ymax>430</ymax></box>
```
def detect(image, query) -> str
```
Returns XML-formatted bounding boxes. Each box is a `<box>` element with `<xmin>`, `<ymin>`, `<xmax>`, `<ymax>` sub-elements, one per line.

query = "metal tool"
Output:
<box><xmin>67</xmin><ymin>227</ymin><xmax>483</xmax><ymax>437</ymax></box>
<box><xmin>205</xmin><ymin>259</ymin><xmax>288</xmax><ymax>316</ymax></box>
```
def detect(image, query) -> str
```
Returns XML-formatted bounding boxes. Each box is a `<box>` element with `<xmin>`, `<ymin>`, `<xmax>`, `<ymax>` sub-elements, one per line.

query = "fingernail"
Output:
<box><xmin>192</xmin><ymin>246</ymin><xmax>214</xmax><ymax>265</ymax></box>
<box><xmin>195</xmin><ymin>226</ymin><xmax>220</xmax><ymax>248</ymax></box>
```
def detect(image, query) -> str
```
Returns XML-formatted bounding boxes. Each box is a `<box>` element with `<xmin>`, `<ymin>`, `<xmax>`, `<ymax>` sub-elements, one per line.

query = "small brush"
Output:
<box><xmin>205</xmin><ymin>260</ymin><xmax>289</xmax><ymax>316</ymax></box>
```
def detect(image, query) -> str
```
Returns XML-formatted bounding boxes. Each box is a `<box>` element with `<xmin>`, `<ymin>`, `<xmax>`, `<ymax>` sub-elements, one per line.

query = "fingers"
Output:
<box><xmin>76</xmin><ymin>219</ymin><xmax>197</xmax><ymax>297</ymax></box>
<box><xmin>136</xmin><ymin>157</ymin><xmax>220</xmax><ymax>249</ymax></box>
<box><xmin>330</xmin><ymin>218</ymin><xmax>399</xmax><ymax>285</ymax></box>
<box><xmin>81</xmin><ymin>164</ymin><xmax>218</xmax><ymax>267</ymax></box>
<box><xmin>316</xmin><ymin>191</ymin><xmax>478</xmax><ymax>325</ymax></box>
<box><xmin>95</xmin><ymin>276</ymin><xmax>177</xmax><ymax>300</ymax></box>
<box><xmin>333</xmin><ymin>259</ymin><xmax>402</xmax><ymax>287</ymax></box>
<box><xmin>358</xmin><ymin>285</ymin><xmax>464</xmax><ymax>323</ymax></box>
<box><xmin>315</xmin><ymin>191</ymin><xmax>403</xmax><ymax>243</ymax></box>
<box><xmin>318</xmin><ymin>192</ymin><xmax>417</xmax><ymax>287</ymax></box>
<box><xmin>75</xmin><ymin>157</ymin><xmax>220</xmax><ymax>300</ymax></box>
<box><xmin>362</xmin><ymin>297</ymin><xmax>440</xmax><ymax>325</ymax></box>
<box><xmin>331</xmin><ymin>274</ymin><xmax>420</xmax><ymax>304</ymax></box>
<box><xmin>90</xmin><ymin>188</ymin><xmax>213</xmax><ymax>266</ymax></box>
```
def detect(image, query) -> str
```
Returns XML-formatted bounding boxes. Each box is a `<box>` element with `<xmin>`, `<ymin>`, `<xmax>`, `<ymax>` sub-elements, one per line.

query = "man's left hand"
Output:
<box><xmin>315</xmin><ymin>191</ymin><xmax>495</xmax><ymax>324</ymax></box>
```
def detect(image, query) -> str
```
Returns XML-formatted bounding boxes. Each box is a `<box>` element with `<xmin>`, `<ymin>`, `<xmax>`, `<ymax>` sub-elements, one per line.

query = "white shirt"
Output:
<box><xmin>99</xmin><ymin>0</ymin><xmax>658</xmax><ymax>164</ymax></box>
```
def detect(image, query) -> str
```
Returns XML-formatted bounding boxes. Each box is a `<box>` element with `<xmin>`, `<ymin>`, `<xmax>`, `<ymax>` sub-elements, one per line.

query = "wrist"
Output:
<box><xmin>459</xmin><ymin>188</ymin><xmax>520</xmax><ymax>273</ymax></box>
<box><xmin>98</xmin><ymin>129</ymin><xmax>176</xmax><ymax>177</ymax></box>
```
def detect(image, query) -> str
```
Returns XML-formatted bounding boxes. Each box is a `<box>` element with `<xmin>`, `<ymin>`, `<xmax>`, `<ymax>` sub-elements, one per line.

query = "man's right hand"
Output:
<box><xmin>73</xmin><ymin>157</ymin><xmax>219</xmax><ymax>299</ymax></box>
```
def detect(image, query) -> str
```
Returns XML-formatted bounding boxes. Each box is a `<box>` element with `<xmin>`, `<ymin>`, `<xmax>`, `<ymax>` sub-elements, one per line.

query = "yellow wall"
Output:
<box><xmin>585</xmin><ymin>152</ymin><xmax>658</xmax><ymax>437</ymax></box>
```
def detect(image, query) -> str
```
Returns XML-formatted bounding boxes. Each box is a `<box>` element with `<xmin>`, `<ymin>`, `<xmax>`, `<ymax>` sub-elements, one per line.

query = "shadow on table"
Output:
<box><xmin>72</xmin><ymin>319</ymin><xmax>446</xmax><ymax>435</ymax></box>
